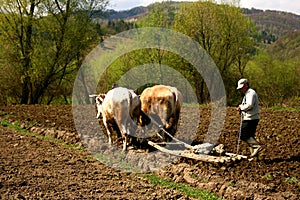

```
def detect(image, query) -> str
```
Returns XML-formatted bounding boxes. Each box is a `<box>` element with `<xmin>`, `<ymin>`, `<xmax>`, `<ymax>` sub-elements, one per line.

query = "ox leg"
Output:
<box><xmin>129</xmin><ymin>120</ymin><xmax>142</xmax><ymax>148</ymax></box>
<box><xmin>115</xmin><ymin>113</ymin><xmax>130</xmax><ymax>151</ymax></box>
<box><xmin>122</xmin><ymin>133</ymin><xmax>127</xmax><ymax>151</ymax></box>
<box><xmin>119</xmin><ymin>123</ymin><xmax>128</xmax><ymax>151</ymax></box>
<box><xmin>103</xmin><ymin>117</ymin><xmax>113</xmax><ymax>145</ymax></box>
<box><xmin>96</xmin><ymin>104</ymin><xmax>102</xmax><ymax>118</ymax></box>
<box><xmin>121</xmin><ymin>131</ymin><xmax>128</xmax><ymax>151</ymax></box>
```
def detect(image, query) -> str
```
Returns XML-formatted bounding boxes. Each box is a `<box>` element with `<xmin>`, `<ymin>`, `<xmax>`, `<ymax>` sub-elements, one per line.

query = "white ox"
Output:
<box><xmin>90</xmin><ymin>87</ymin><xmax>143</xmax><ymax>151</ymax></box>
<box><xmin>139</xmin><ymin>85</ymin><xmax>183</xmax><ymax>141</ymax></box>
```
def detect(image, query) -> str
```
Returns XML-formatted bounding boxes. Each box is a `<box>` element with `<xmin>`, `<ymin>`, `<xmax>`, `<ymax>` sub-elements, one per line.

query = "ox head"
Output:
<box><xmin>89</xmin><ymin>94</ymin><xmax>106</xmax><ymax>119</ymax></box>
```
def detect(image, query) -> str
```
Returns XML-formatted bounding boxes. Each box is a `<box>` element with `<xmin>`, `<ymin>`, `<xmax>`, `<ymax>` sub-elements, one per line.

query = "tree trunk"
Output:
<box><xmin>20</xmin><ymin>0</ymin><xmax>36</xmax><ymax>104</ymax></box>
<box><xmin>20</xmin><ymin>76</ymin><xmax>30</xmax><ymax>104</ymax></box>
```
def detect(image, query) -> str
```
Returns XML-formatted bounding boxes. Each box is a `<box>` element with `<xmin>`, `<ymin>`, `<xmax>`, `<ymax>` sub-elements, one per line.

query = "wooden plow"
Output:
<box><xmin>146</xmin><ymin>115</ymin><xmax>250</xmax><ymax>163</ymax></box>
<box><xmin>148</xmin><ymin>140</ymin><xmax>249</xmax><ymax>163</ymax></box>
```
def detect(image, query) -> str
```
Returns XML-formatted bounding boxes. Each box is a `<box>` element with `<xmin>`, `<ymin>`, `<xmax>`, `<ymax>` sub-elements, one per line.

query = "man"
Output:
<box><xmin>237</xmin><ymin>78</ymin><xmax>263</xmax><ymax>157</ymax></box>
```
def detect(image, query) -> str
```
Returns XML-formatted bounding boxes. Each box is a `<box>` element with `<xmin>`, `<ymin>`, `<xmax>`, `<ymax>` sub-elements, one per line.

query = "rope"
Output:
<box><xmin>146</xmin><ymin>114</ymin><xmax>192</xmax><ymax>149</ymax></box>
<box><xmin>158</xmin><ymin>126</ymin><xmax>192</xmax><ymax>149</ymax></box>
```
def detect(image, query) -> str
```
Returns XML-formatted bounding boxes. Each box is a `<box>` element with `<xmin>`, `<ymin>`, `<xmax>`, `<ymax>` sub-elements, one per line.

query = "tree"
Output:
<box><xmin>0</xmin><ymin>0</ymin><xmax>108</xmax><ymax>104</ymax></box>
<box><xmin>246</xmin><ymin>49</ymin><xmax>300</xmax><ymax>107</ymax></box>
<box><xmin>173</xmin><ymin>1</ymin><xmax>256</xmax><ymax>104</ymax></box>
<box><xmin>132</xmin><ymin>1</ymin><xmax>177</xmax><ymax>85</ymax></box>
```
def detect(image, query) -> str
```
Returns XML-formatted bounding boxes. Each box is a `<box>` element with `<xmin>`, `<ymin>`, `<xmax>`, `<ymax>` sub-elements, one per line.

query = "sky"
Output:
<box><xmin>107</xmin><ymin>0</ymin><xmax>300</xmax><ymax>15</ymax></box>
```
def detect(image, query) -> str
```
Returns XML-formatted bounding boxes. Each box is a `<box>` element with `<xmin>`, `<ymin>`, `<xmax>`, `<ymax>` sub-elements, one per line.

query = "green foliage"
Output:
<box><xmin>102</xmin><ymin>19</ymin><xmax>137</xmax><ymax>35</ymax></box>
<box><xmin>0</xmin><ymin>1</ymin><xmax>299</xmax><ymax>107</ymax></box>
<box><xmin>136</xmin><ymin>1</ymin><xmax>257</xmax><ymax>104</ymax></box>
<box><xmin>144</xmin><ymin>173</ymin><xmax>220</xmax><ymax>199</ymax></box>
<box><xmin>246</xmin><ymin>45</ymin><xmax>300</xmax><ymax>107</ymax></box>
<box><xmin>104</xmin><ymin>2</ymin><xmax>300</xmax><ymax>107</ymax></box>
<box><xmin>102</xmin><ymin>47</ymin><xmax>200</xmax><ymax>103</ymax></box>
<box><xmin>0</xmin><ymin>0</ymin><xmax>108</xmax><ymax>105</ymax></box>
<box><xmin>138</xmin><ymin>1</ymin><xmax>176</xmax><ymax>28</ymax></box>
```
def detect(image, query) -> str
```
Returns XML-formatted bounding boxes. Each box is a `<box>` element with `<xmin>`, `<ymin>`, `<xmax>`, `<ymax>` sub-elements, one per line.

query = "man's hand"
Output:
<box><xmin>237</xmin><ymin>105</ymin><xmax>241</xmax><ymax>113</ymax></box>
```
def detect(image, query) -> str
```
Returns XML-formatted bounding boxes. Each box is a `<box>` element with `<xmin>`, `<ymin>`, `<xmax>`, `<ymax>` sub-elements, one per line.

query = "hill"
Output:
<box><xmin>242</xmin><ymin>8</ymin><xmax>300</xmax><ymax>41</ymax></box>
<box><xmin>95</xmin><ymin>6</ymin><xmax>149</xmax><ymax>21</ymax></box>
<box><xmin>98</xmin><ymin>2</ymin><xmax>300</xmax><ymax>40</ymax></box>
<box><xmin>266</xmin><ymin>30</ymin><xmax>300</xmax><ymax>60</ymax></box>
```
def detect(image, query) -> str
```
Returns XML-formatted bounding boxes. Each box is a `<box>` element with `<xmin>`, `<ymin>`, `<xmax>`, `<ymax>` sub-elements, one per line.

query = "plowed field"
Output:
<box><xmin>0</xmin><ymin>105</ymin><xmax>299</xmax><ymax>199</ymax></box>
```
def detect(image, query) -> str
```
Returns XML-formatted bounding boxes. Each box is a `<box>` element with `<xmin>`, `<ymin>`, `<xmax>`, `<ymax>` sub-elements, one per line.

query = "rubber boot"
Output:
<box><xmin>248</xmin><ymin>146</ymin><xmax>254</xmax><ymax>155</ymax></box>
<box><xmin>250</xmin><ymin>144</ymin><xmax>263</xmax><ymax>157</ymax></box>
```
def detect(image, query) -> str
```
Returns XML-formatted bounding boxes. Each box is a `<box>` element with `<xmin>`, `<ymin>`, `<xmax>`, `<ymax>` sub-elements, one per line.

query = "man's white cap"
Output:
<box><xmin>236</xmin><ymin>78</ymin><xmax>248</xmax><ymax>90</ymax></box>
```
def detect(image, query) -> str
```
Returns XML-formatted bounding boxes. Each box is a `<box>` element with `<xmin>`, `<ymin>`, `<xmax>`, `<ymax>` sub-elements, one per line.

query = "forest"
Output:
<box><xmin>0</xmin><ymin>0</ymin><xmax>299</xmax><ymax>108</ymax></box>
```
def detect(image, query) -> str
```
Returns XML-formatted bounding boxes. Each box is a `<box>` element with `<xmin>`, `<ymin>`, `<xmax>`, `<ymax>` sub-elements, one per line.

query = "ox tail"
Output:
<box><xmin>164</xmin><ymin>91</ymin><xmax>177</xmax><ymax>130</ymax></box>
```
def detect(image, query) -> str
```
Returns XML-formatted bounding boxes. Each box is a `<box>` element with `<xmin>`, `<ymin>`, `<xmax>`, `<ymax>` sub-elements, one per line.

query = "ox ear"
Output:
<box><xmin>95</xmin><ymin>96</ymin><xmax>104</xmax><ymax>104</ymax></box>
<box><xmin>133</xmin><ymin>89</ymin><xmax>140</xmax><ymax>95</ymax></box>
<box><xmin>89</xmin><ymin>94</ymin><xmax>106</xmax><ymax>104</ymax></box>
<box><xmin>99</xmin><ymin>93</ymin><xmax>106</xmax><ymax>99</ymax></box>
<box><xmin>95</xmin><ymin>94</ymin><xmax>106</xmax><ymax>104</ymax></box>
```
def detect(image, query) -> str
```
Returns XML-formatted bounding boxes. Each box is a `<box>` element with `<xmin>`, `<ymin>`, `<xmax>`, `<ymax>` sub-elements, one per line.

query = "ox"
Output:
<box><xmin>90</xmin><ymin>87</ymin><xmax>145</xmax><ymax>151</ymax></box>
<box><xmin>139</xmin><ymin>85</ymin><xmax>183</xmax><ymax>141</ymax></box>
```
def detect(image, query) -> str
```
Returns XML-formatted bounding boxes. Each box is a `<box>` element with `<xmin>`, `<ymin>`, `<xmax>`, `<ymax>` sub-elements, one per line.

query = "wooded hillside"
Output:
<box><xmin>0</xmin><ymin>1</ymin><xmax>299</xmax><ymax>107</ymax></box>
<box><xmin>95</xmin><ymin>2</ymin><xmax>300</xmax><ymax>107</ymax></box>
<box><xmin>100</xmin><ymin>2</ymin><xmax>300</xmax><ymax>44</ymax></box>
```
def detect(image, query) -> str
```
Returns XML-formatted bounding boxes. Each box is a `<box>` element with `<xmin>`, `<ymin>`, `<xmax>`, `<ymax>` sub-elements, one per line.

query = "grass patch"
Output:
<box><xmin>0</xmin><ymin>119</ymin><xmax>84</xmax><ymax>150</ymax></box>
<box><xmin>285</xmin><ymin>177</ymin><xmax>298</xmax><ymax>183</ymax></box>
<box><xmin>266</xmin><ymin>106</ymin><xmax>300</xmax><ymax>112</ymax></box>
<box><xmin>94</xmin><ymin>153</ymin><xmax>143</xmax><ymax>173</ymax></box>
<box><xmin>264</xmin><ymin>173</ymin><xmax>273</xmax><ymax>179</ymax></box>
<box><xmin>144</xmin><ymin>173</ymin><xmax>220</xmax><ymax>200</ymax></box>
<box><xmin>229</xmin><ymin>182</ymin><xmax>235</xmax><ymax>187</ymax></box>
<box><xmin>183</xmin><ymin>103</ymin><xmax>208</xmax><ymax>107</ymax></box>
<box><xmin>0</xmin><ymin>120</ymin><xmax>27</xmax><ymax>133</ymax></box>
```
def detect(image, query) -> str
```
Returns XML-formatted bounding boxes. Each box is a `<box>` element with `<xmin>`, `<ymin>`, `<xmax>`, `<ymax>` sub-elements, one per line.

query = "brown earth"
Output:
<box><xmin>0</xmin><ymin>105</ymin><xmax>299</xmax><ymax>199</ymax></box>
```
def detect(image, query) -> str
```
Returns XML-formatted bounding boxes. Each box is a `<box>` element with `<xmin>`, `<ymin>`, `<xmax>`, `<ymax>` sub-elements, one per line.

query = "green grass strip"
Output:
<box><xmin>93</xmin><ymin>153</ymin><xmax>143</xmax><ymax>173</ymax></box>
<box><xmin>266</xmin><ymin>106</ymin><xmax>300</xmax><ymax>111</ymax></box>
<box><xmin>144</xmin><ymin>173</ymin><xmax>221</xmax><ymax>200</ymax></box>
<box><xmin>0</xmin><ymin>119</ymin><xmax>84</xmax><ymax>150</ymax></box>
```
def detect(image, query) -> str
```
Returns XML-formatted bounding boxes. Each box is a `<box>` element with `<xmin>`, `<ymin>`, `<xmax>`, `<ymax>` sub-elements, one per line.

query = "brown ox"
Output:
<box><xmin>139</xmin><ymin>85</ymin><xmax>183</xmax><ymax>141</ymax></box>
<box><xmin>91</xmin><ymin>87</ymin><xmax>144</xmax><ymax>151</ymax></box>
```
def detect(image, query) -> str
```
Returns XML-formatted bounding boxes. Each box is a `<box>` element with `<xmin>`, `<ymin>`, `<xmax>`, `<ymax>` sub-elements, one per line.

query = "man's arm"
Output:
<box><xmin>239</xmin><ymin>90</ymin><xmax>256</xmax><ymax>111</ymax></box>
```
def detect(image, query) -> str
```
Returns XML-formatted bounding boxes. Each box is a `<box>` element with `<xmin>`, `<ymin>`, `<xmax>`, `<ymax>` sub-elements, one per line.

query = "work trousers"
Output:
<box><xmin>240</xmin><ymin>119</ymin><xmax>260</xmax><ymax>147</ymax></box>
